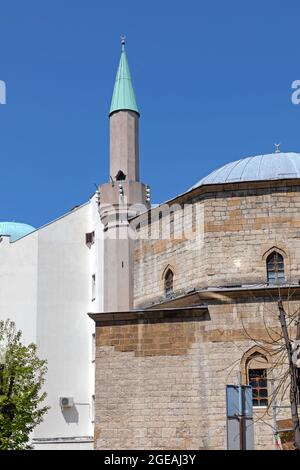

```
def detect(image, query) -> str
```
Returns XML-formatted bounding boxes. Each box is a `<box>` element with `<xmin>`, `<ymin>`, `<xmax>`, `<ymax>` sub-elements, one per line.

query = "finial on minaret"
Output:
<box><xmin>120</xmin><ymin>35</ymin><xmax>126</xmax><ymax>51</ymax></box>
<box><xmin>274</xmin><ymin>142</ymin><xmax>281</xmax><ymax>153</ymax></box>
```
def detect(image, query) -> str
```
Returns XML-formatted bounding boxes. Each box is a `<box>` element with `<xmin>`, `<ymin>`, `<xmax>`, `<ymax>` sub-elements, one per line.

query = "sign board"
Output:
<box><xmin>226</xmin><ymin>385</ymin><xmax>254</xmax><ymax>450</ymax></box>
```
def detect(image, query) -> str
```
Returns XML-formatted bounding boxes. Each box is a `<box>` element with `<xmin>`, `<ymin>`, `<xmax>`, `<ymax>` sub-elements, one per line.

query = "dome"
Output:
<box><xmin>190</xmin><ymin>152</ymin><xmax>300</xmax><ymax>190</ymax></box>
<box><xmin>0</xmin><ymin>222</ymin><xmax>35</xmax><ymax>242</ymax></box>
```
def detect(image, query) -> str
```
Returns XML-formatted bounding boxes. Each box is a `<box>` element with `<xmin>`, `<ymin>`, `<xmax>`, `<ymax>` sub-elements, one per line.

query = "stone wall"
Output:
<box><xmin>93</xmin><ymin>180</ymin><xmax>300</xmax><ymax>450</ymax></box>
<box><xmin>203</xmin><ymin>183</ymin><xmax>300</xmax><ymax>288</ymax></box>
<box><xmin>93</xmin><ymin>297</ymin><xmax>296</xmax><ymax>450</ymax></box>
<box><xmin>133</xmin><ymin>181</ymin><xmax>300</xmax><ymax>308</ymax></box>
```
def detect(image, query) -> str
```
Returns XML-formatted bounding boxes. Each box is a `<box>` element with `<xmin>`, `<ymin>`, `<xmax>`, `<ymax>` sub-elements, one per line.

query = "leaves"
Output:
<box><xmin>0</xmin><ymin>320</ymin><xmax>49</xmax><ymax>450</ymax></box>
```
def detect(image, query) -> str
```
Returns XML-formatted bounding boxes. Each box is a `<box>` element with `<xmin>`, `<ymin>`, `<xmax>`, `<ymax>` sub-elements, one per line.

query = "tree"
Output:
<box><xmin>278</xmin><ymin>300</ymin><xmax>300</xmax><ymax>449</ymax></box>
<box><xmin>0</xmin><ymin>320</ymin><xmax>49</xmax><ymax>450</ymax></box>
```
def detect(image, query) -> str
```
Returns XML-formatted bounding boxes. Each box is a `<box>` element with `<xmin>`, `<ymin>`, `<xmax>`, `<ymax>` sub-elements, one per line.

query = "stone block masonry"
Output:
<box><xmin>91</xmin><ymin>298</ymin><xmax>295</xmax><ymax>450</ymax></box>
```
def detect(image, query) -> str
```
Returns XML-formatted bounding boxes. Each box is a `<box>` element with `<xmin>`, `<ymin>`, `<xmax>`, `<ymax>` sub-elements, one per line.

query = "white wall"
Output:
<box><xmin>0</xmin><ymin>195</ymin><xmax>103</xmax><ymax>450</ymax></box>
<box><xmin>0</xmin><ymin>232</ymin><xmax>38</xmax><ymax>345</ymax></box>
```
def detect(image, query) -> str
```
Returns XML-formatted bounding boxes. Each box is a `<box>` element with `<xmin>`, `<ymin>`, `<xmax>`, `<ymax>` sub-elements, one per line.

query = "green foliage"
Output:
<box><xmin>0</xmin><ymin>320</ymin><xmax>49</xmax><ymax>450</ymax></box>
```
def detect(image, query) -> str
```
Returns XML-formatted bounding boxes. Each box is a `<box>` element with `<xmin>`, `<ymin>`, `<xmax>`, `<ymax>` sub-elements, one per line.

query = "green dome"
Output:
<box><xmin>0</xmin><ymin>222</ymin><xmax>35</xmax><ymax>242</ymax></box>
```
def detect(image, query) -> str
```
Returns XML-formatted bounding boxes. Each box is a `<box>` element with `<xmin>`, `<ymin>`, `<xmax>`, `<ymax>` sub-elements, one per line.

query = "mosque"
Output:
<box><xmin>1</xmin><ymin>39</ymin><xmax>300</xmax><ymax>450</ymax></box>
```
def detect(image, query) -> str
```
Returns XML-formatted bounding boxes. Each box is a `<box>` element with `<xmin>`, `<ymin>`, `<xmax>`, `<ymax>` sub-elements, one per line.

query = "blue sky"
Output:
<box><xmin>0</xmin><ymin>0</ymin><xmax>300</xmax><ymax>228</ymax></box>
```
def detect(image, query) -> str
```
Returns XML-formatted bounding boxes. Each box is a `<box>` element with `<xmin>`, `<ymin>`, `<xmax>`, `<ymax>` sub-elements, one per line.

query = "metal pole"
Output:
<box><xmin>238</xmin><ymin>372</ymin><xmax>244</xmax><ymax>450</ymax></box>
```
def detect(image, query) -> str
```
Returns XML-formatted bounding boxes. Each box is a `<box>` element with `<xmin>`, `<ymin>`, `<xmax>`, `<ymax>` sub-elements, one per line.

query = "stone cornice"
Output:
<box><xmin>142</xmin><ymin>284</ymin><xmax>300</xmax><ymax>308</ymax></box>
<box><xmin>88</xmin><ymin>306</ymin><xmax>209</xmax><ymax>326</ymax></box>
<box><xmin>89</xmin><ymin>286</ymin><xmax>300</xmax><ymax>326</ymax></box>
<box><xmin>168</xmin><ymin>178</ymin><xmax>300</xmax><ymax>206</ymax></box>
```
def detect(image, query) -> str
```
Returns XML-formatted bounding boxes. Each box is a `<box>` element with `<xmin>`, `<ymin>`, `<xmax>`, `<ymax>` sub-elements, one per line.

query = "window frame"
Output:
<box><xmin>266</xmin><ymin>251</ymin><xmax>285</xmax><ymax>285</ymax></box>
<box><xmin>86</xmin><ymin>231</ymin><xmax>95</xmax><ymax>248</ymax></box>
<box><xmin>164</xmin><ymin>268</ymin><xmax>174</xmax><ymax>299</ymax></box>
<box><xmin>248</xmin><ymin>368</ymin><xmax>269</xmax><ymax>408</ymax></box>
<box><xmin>241</xmin><ymin>347</ymin><xmax>270</xmax><ymax>409</ymax></box>
<box><xmin>91</xmin><ymin>274</ymin><xmax>96</xmax><ymax>302</ymax></box>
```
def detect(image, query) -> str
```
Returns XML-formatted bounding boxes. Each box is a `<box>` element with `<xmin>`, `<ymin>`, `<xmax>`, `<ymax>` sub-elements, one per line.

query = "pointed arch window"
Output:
<box><xmin>164</xmin><ymin>269</ymin><xmax>174</xmax><ymax>299</ymax></box>
<box><xmin>241</xmin><ymin>348</ymin><xmax>269</xmax><ymax>408</ymax></box>
<box><xmin>267</xmin><ymin>251</ymin><xmax>285</xmax><ymax>285</ymax></box>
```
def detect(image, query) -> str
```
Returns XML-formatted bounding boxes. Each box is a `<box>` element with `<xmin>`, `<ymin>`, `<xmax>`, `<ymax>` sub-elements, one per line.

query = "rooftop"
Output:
<box><xmin>190</xmin><ymin>152</ymin><xmax>300</xmax><ymax>189</ymax></box>
<box><xmin>109</xmin><ymin>38</ymin><xmax>139</xmax><ymax>116</ymax></box>
<box><xmin>0</xmin><ymin>222</ymin><xmax>35</xmax><ymax>242</ymax></box>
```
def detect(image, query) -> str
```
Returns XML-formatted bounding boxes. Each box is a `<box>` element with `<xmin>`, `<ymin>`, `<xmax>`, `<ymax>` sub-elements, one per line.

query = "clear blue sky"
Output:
<box><xmin>1</xmin><ymin>0</ymin><xmax>300</xmax><ymax>228</ymax></box>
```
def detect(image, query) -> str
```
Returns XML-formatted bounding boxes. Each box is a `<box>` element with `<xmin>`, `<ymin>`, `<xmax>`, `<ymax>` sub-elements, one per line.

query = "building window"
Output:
<box><xmin>115</xmin><ymin>170</ymin><xmax>126</xmax><ymax>181</ymax></box>
<box><xmin>91</xmin><ymin>274</ymin><xmax>96</xmax><ymax>301</ymax></box>
<box><xmin>147</xmin><ymin>212</ymin><xmax>152</xmax><ymax>239</ymax></box>
<box><xmin>170</xmin><ymin>211</ymin><xmax>174</xmax><ymax>239</ymax></box>
<box><xmin>86</xmin><ymin>231</ymin><xmax>95</xmax><ymax>248</ymax></box>
<box><xmin>241</xmin><ymin>347</ymin><xmax>270</xmax><ymax>408</ymax></box>
<box><xmin>164</xmin><ymin>269</ymin><xmax>174</xmax><ymax>299</ymax></box>
<box><xmin>159</xmin><ymin>212</ymin><xmax>162</xmax><ymax>240</ymax></box>
<box><xmin>91</xmin><ymin>394</ymin><xmax>95</xmax><ymax>423</ymax></box>
<box><xmin>267</xmin><ymin>251</ymin><xmax>285</xmax><ymax>285</ymax></box>
<box><xmin>92</xmin><ymin>333</ymin><xmax>95</xmax><ymax>363</ymax></box>
<box><xmin>192</xmin><ymin>203</ymin><xmax>196</xmax><ymax>233</ymax></box>
<box><xmin>248</xmin><ymin>368</ymin><xmax>268</xmax><ymax>407</ymax></box>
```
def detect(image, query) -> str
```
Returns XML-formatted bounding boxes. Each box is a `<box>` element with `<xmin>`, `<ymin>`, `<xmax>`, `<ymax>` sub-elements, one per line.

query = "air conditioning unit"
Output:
<box><xmin>59</xmin><ymin>397</ymin><xmax>74</xmax><ymax>408</ymax></box>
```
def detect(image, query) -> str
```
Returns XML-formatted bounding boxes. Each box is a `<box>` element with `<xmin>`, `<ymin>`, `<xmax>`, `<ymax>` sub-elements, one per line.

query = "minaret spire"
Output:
<box><xmin>109</xmin><ymin>37</ymin><xmax>139</xmax><ymax>116</ymax></box>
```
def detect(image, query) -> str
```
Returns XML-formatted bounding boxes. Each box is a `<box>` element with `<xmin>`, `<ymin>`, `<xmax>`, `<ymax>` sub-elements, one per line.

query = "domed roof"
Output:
<box><xmin>0</xmin><ymin>222</ymin><xmax>35</xmax><ymax>242</ymax></box>
<box><xmin>190</xmin><ymin>152</ymin><xmax>300</xmax><ymax>190</ymax></box>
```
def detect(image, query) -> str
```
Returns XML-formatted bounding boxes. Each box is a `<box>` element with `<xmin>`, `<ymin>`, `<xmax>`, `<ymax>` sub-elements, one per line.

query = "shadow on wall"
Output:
<box><xmin>62</xmin><ymin>406</ymin><xmax>79</xmax><ymax>424</ymax></box>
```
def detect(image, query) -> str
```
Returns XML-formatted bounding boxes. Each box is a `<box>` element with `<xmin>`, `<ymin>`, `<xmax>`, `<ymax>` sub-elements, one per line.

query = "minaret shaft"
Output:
<box><xmin>110</xmin><ymin>110</ymin><xmax>139</xmax><ymax>182</ymax></box>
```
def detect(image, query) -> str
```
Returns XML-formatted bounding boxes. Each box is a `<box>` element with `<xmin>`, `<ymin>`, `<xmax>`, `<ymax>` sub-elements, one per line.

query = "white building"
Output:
<box><xmin>0</xmin><ymin>194</ymin><xmax>103</xmax><ymax>449</ymax></box>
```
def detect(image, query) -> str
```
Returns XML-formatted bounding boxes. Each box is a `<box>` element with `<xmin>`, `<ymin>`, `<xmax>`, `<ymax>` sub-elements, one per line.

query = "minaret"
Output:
<box><xmin>99</xmin><ymin>38</ymin><xmax>150</xmax><ymax>312</ymax></box>
<box><xmin>109</xmin><ymin>37</ymin><xmax>140</xmax><ymax>182</ymax></box>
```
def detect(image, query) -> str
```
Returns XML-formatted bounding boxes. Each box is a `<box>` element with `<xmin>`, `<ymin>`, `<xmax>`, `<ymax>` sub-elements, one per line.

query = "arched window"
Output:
<box><xmin>267</xmin><ymin>251</ymin><xmax>285</xmax><ymax>285</ymax></box>
<box><xmin>248</xmin><ymin>363</ymin><xmax>268</xmax><ymax>407</ymax></box>
<box><xmin>241</xmin><ymin>348</ymin><xmax>269</xmax><ymax>407</ymax></box>
<box><xmin>164</xmin><ymin>269</ymin><xmax>174</xmax><ymax>299</ymax></box>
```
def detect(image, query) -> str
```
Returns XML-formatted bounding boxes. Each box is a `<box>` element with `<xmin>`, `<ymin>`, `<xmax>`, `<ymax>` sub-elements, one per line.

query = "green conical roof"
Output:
<box><xmin>109</xmin><ymin>42</ymin><xmax>139</xmax><ymax>116</ymax></box>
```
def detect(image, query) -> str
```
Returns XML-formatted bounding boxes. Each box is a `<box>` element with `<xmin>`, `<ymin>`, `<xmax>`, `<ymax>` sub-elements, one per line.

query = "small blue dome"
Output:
<box><xmin>190</xmin><ymin>152</ymin><xmax>300</xmax><ymax>189</ymax></box>
<box><xmin>0</xmin><ymin>222</ymin><xmax>35</xmax><ymax>242</ymax></box>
